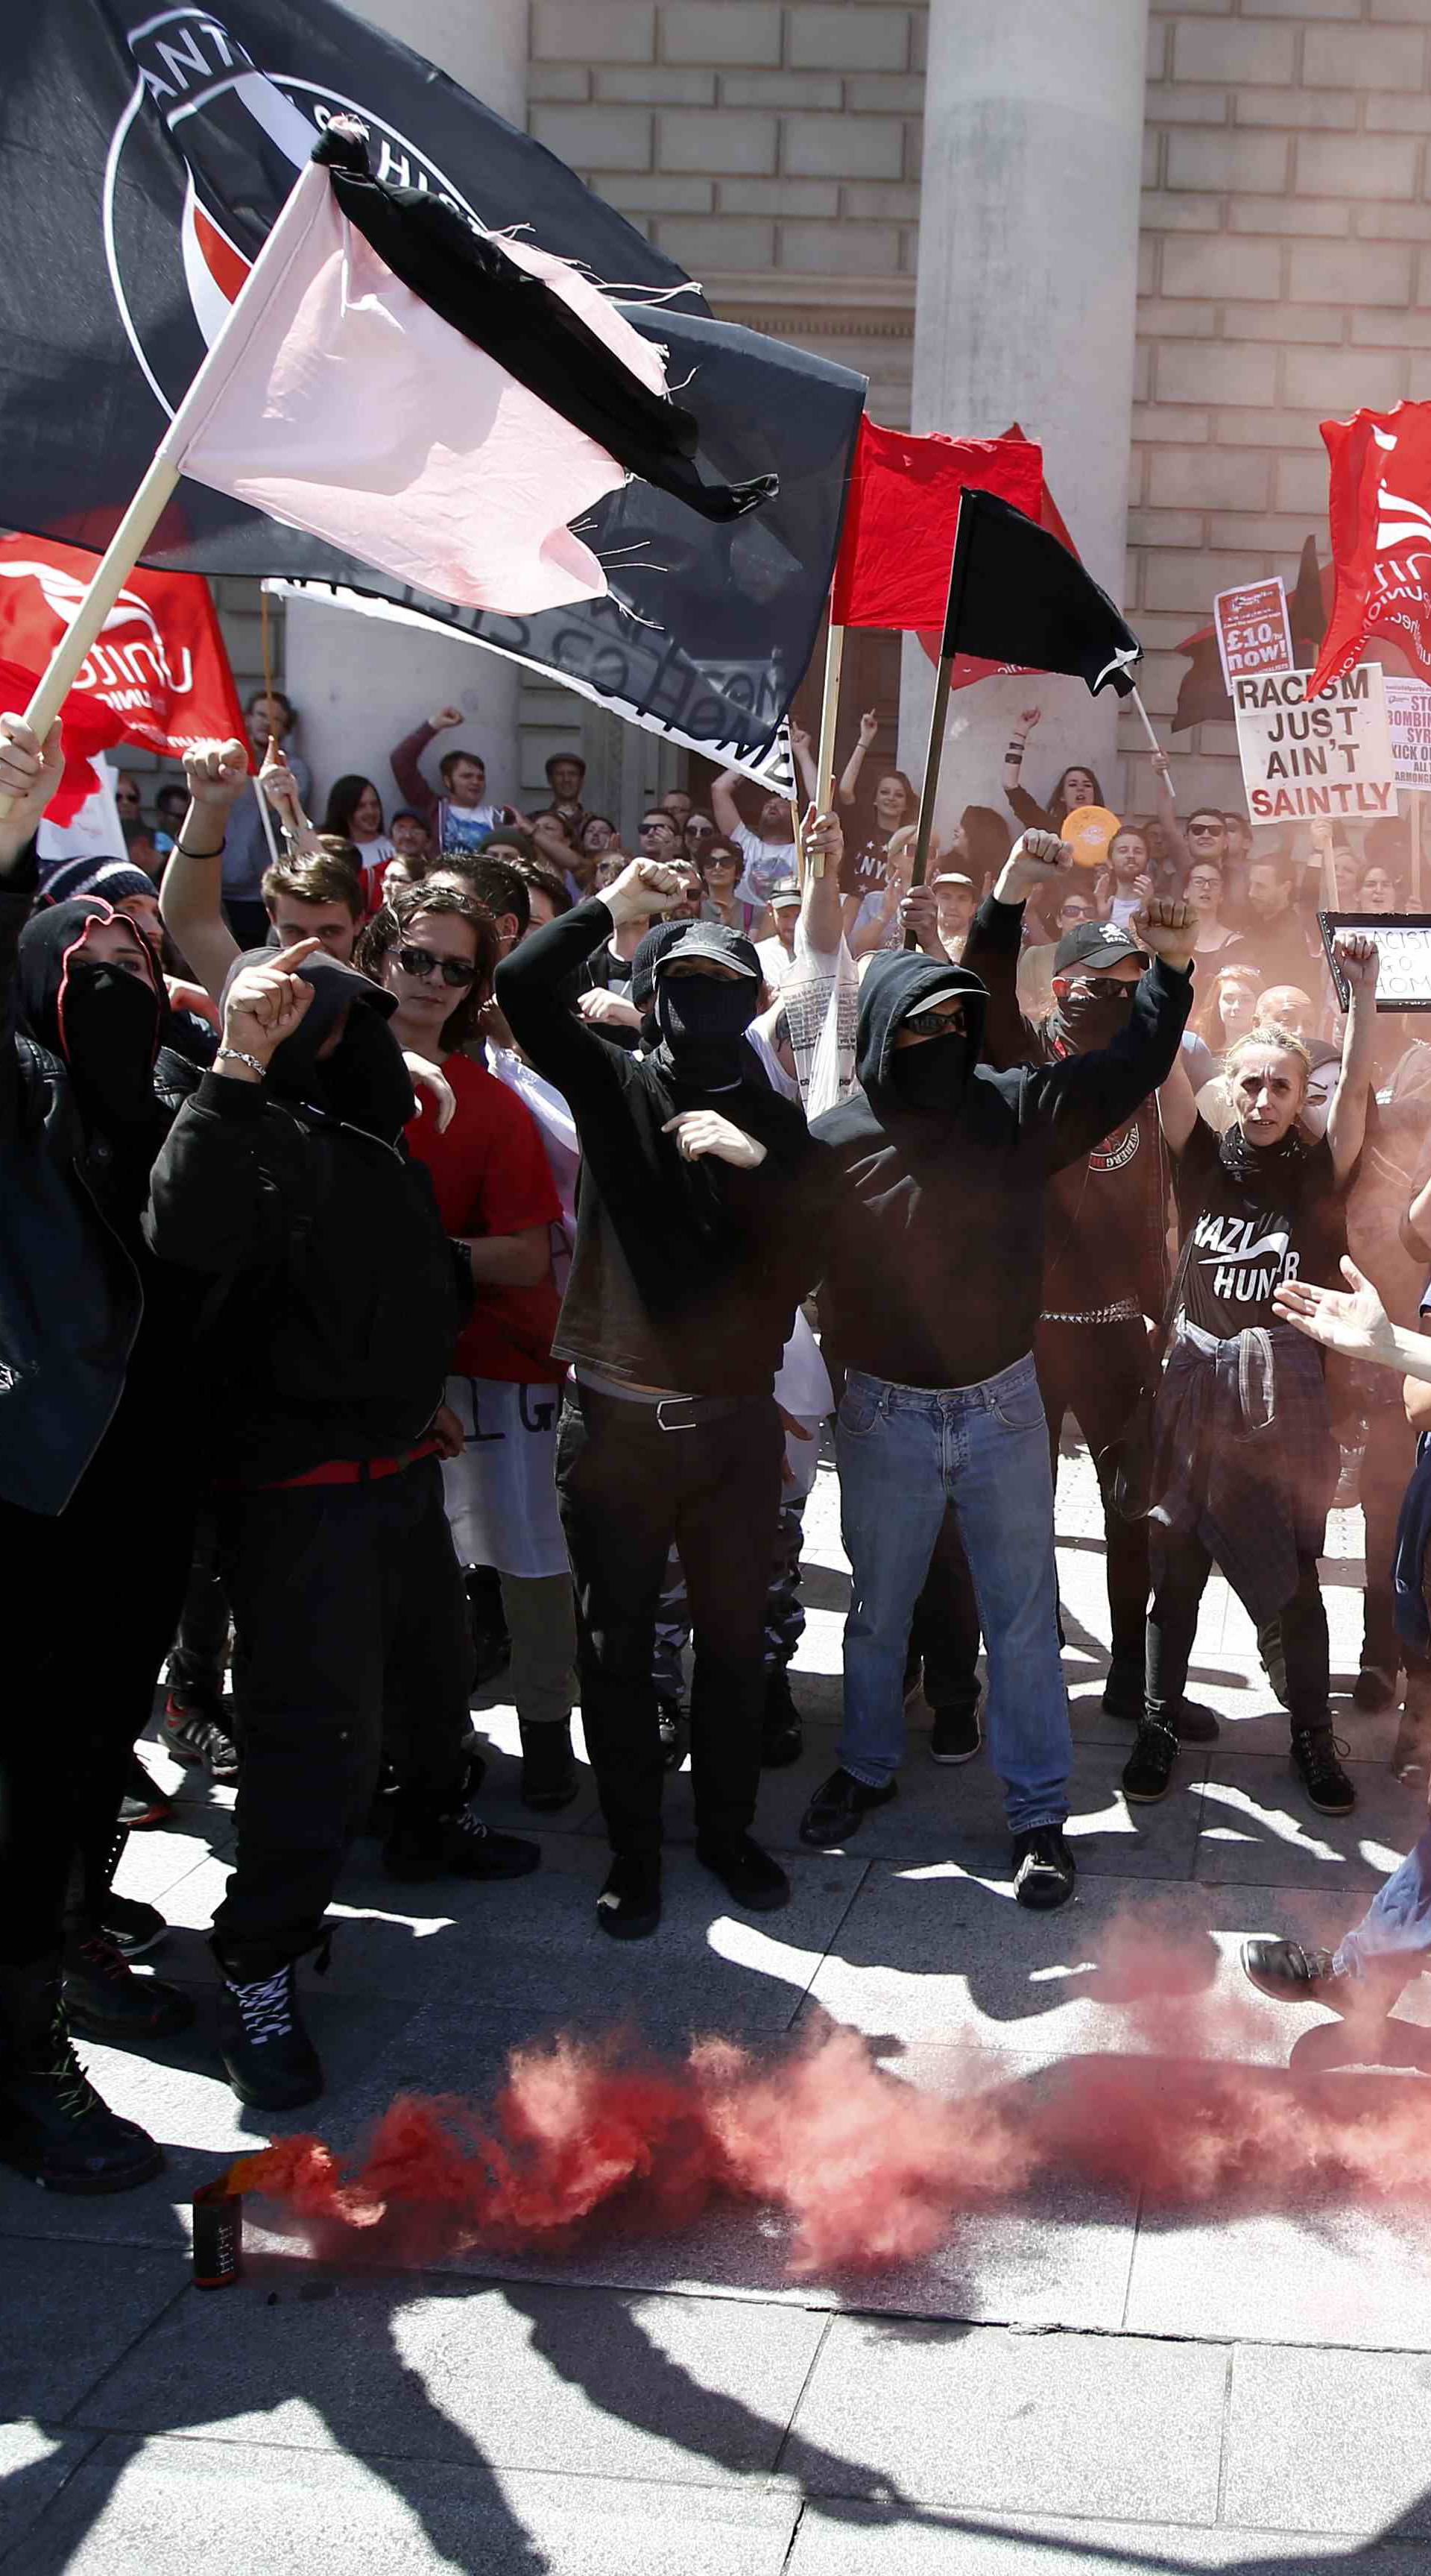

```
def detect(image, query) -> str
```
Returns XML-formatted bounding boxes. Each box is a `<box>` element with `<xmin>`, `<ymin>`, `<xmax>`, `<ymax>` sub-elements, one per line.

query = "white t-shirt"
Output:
<box><xmin>733</xmin><ymin>823</ymin><xmax>798</xmax><ymax>903</ymax></box>
<box><xmin>756</xmin><ymin>934</ymin><xmax>797</xmax><ymax>988</ymax></box>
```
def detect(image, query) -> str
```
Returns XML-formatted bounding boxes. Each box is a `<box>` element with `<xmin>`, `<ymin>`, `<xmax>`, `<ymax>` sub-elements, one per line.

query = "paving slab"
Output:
<box><xmin>0</xmin><ymin>2238</ymin><xmax>187</xmax><ymax>2419</ymax></box>
<box><xmin>783</xmin><ymin>2317</ymin><xmax>1228</xmax><ymax>2520</ymax></box>
<box><xmin>0</xmin><ymin>2422</ymin><xmax>101</xmax><ymax>2563</ymax></box>
<box><xmin>788</xmin><ymin>2504</ymin><xmax>1431</xmax><ymax>2572</ymax></box>
<box><xmin>10</xmin><ymin>2437</ymin><xmax>802</xmax><ymax>2576</ymax></box>
<box><xmin>73</xmin><ymin>2272</ymin><xmax>830</xmax><ymax>2489</ymax></box>
<box><xmin>1195</xmin><ymin>1753</ymin><xmax>1424</xmax><ymax>1893</ymax></box>
<box><xmin>1224</xmin><ymin>2343</ymin><xmax>1431</xmax><ymax>2536</ymax></box>
<box><xmin>1128</xmin><ymin>2192</ymin><xmax>1431</xmax><ymax>2354</ymax></box>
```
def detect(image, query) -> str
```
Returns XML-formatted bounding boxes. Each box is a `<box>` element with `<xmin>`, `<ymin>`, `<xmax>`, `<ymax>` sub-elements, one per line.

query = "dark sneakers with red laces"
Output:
<box><xmin>61</xmin><ymin>1934</ymin><xmax>195</xmax><ymax>2044</ymax></box>
<box><xmin>0</xmin><ymin>1968</ymin><xmax>162</xmax><ymax>2194</ymax></box>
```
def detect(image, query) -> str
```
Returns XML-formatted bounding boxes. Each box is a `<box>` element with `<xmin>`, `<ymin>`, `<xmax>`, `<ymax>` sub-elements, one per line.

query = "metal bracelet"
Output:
<box><xmin>214</xmin><ymin>1046</ymin><xmax>268</xmax><ymax>1080</ymax></box>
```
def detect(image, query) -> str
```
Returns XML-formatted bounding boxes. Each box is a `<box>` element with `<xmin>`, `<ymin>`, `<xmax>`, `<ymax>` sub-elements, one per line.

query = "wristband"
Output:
<box><xmin>177</xmin><ymin>839</ymin><xmax>227</xmax><ymax>859</ymax></box>
<box><xmin>215</xmin><ymin>1046</ymin><xmax>267</xmax><ymax>1079</ymax></box>
<box><xmin>1005</xmin><ymin>742</ymin><xmax>1024</xmax><ymax>765</ymax></box>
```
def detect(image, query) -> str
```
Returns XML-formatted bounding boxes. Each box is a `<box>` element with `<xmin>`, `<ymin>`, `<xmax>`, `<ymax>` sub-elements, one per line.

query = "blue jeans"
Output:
<box><xmin>836</xmin><ymin>1357</ymin><xmax>1072</xmax><ymax>1834</ymax></box>
<box><xmin>1336</xmin><ymin>1825</ymin><xmax>1431</xmax><ymax>1985</ymax></box>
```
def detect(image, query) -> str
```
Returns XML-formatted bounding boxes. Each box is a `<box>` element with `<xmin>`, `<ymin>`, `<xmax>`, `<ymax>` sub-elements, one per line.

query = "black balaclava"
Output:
<box><xmin>651</xmin><ymin>970</ymin><xmax>757</xmax><ymax>1090</ymax></box>
<box><xmin>251</xmin><ymin>952</ymin><xmax>415</xmax><ymax>1141</ymax></box>
<box><xmin>16</xmin><ymin>898</ymin><xmax>161</xmax><ymax>1134</ymax></box>
<box><xmin>890</xmin><ymin>1023</ymin><xmax>973</xmax><ymax>1116</ymax></box>
<box><xmin>1048</xmin><ymin>976</ymin><xmax>1137</xmax><ymax>1055</ymax></box>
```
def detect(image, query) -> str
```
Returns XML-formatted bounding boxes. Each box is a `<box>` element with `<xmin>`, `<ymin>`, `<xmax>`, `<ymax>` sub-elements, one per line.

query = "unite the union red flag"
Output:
<box><xmin>0</xmin><ymin>534</ymin><xmax>247</xmax><ymax>761</ymax></box>
<box><xmin>1307</xmin><ymin>399</ymin><xmax>1431</xmax><ymax>698</ymax></box>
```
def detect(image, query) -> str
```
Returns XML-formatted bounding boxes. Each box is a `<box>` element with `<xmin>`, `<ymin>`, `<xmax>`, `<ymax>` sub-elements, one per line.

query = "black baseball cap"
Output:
<box><xmin>1054</xmin><ymin>919</ymin><xmax>1149</xmax><ymax>976</ymax></box>
<box><xmin>653</xmin><ymin>921</ymin><xmax>760</xmax><ymax>980</ymax></box>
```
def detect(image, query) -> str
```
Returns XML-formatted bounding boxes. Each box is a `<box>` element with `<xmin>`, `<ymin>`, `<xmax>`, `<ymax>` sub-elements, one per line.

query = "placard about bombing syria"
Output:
<box><xmin>1234</xmin><ymin>665</ymin><xmax>1397</xmax><ymax>827</ymax></box>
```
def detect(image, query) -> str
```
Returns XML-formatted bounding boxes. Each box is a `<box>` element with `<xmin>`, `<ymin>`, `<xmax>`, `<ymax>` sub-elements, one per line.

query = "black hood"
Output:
<box><xmin>852</xmin><ymin>950</ymin><xmax>988</xmax><ymax>1120</ymax></box>
<box><xmin>16</xmin><ymin>897</ymin><xmax>161</xmax><ymax>1069</ymax></box>
<box><xmin>222</xmin><ymin>951</ymin><xmax>414</xmax><ymax>1139</ymax></box>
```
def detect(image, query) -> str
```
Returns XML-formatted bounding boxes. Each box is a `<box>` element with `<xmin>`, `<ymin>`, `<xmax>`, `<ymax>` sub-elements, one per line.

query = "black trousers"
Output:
<box><xmin>212</xmin><ymin>1456</ymin><xmax>470</xmax><ymax>1969</ymax></box>
<box><xmin>1148</xmin><ymin>1524</ymin><xmax>1330</xmax><ymax>1729</ymax></box>
<box><xmin>1035</xmin><ymin>1316</ymin><xmax>1152</xmax><ymax>1672</ymax></box>
<box><xmin>556</xmin><ymin>1389</ymin><xmax>783</xmax><ymax>1859</ymax></box>
<box><xmin>1362</xmin><ymin>1396</ymin><xmax>1418</xmax><ymax>1676</ymax></box>
<box><xmin>167</xmin><ymin>1506</ymin><xmax>230</xmax><ymax>1703</ymax></box>
<box><xmin>909</xmin><ymin>1507</ymin><xmax>982</xmax><ymax>1713</ymax></box>
<box><xmin>0</xmin><ymin>1396</ymin><xmax>195</xmax><ymax>1969</ymax></box>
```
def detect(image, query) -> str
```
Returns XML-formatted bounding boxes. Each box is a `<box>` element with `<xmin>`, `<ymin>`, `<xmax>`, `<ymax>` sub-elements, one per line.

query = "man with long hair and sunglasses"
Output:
<box><xmin>801</xmin><ymin>833</ymin><xmax>1196</xmax><ymax>1913</ymax></box>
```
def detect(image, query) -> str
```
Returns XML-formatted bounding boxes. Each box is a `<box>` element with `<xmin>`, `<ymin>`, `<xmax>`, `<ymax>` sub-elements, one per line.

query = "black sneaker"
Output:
<box><xmin>382</xmin><ymin>1805</ymin><xmax>541</xmax><ymax>1884</ymax></box>
<box><xmin>100</xmin><ymin>1894</ymin><xmax>168</xmax><ymax>1960</ymax></box>
<box><xmin>519</xmin><ymin>1720</ymin><xmax>578</xmax><ymax>1813</ymax></box>
<box><xmin>596</xmin><ymin>1854</ymin><xmax>663</xmax><ymax>1941</ymax></box>
<box><xmin>1101</xmin><ymin>1657</ymin><xmax>1145</xmax><ymax>1722</ymax></box>
<box><xmin>1173</xmin><ymin>1699</ymin><xmax>1221</xmax><ymax>1746</ymax></box>
<box><xmin>695</xmin><ymin>1833</ymin><xmax>790</xmax><ymax>1913</ymax></box>
<box><xmin>761</xmin><ymin>1666</ymin><xmax>803</xmax><ymax>1768</ymax></box>
<box><xmin>1353</xmin><ymin>1664</ymin><xmax>1397</xmax><ymax>1714</ymax></box>
<box><xmin>799</xmin><ymin>1767</ymin><xmax>897</xmax><ymax>1848</ymax></box>
<box><xmin>1011</xmin><ymin>1825</ymin><xmax>1076</xmax><ymax>1911</ymax></box>
<box><xmin>1290</xmin><ymin>1726</ymin><xmax>1356</xmax><ymax>1816</ymax></box>
<box><xmin>929</xmin><ymin>1702</ymin><xmax>982</xmax><ymax>1765</ymax></box>
<box><xmin>162</xmin><ymin>1693</ymin><xmax>240</xmax><ymax>1784</ymax></box>
<box><xmin>1122</xmin><ymin>1717</ymin><xmax>1180</xmax><ymax>1805</ymax></box>
<box><xmin>0</xmin><ymin>1982</ymin><xmax>162</xmax><ymax>2194</ymax></box>
<box><xmin>120</xmin><ymin>1752</ymin><xmax>172</xmax><ymax>1831</ymax></box>
<box><xmin>62</xmin><ymin>1934</ymin><xmax>195</xmax><ymax>2045</ymax></box>
<box><xmin>215</xmin><ymin>1957</ymin><xmax>323</xmax><ymax>2110</ymax></box>
<box><xmin>656</xmin><ymin>1690</ymin><xmax>685</xmax><ymax>1772</ymax></box>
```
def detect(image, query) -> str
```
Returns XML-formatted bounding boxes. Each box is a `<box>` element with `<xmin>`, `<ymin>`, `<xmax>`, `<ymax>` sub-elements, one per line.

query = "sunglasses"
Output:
<box><xmin>1187</xmin><ymin>823</ymin><xmax>1224</xmax><ymax>838</ymax></box>
<box><xmin>394</xmin><ymin>943</ymin><xmax>476</xmax><ymax>988</ymax></box>
<box><xmin>686</xmin><ymin>821</ymin><xmax>715</xmax><ymax>839</ymax></box>
<box><xmin>902</xmin><ymin>1006</ymin><xmax>966</xmax><ymax>1038</ymax></box>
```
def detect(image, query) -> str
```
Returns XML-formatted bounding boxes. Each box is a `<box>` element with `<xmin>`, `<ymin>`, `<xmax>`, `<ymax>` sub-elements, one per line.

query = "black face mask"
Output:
<box><xmin>62</xmin><ymin>964</ymin><xmax>161</xmax><ymax>1131</ymax></box>
<box><xmin>890</xmin><ymin>1027</ymin><xmax>971</xmax><ymax>1115</ymax></box>
<box><xmin>653</xmin><ymin>974</ymin><xmax>755</xmax><ymax>1089</ymax></box>
<box><xmin>1050</xmin><ymin>977</ymin><xmax>1136</xmax><ymax>1052</ymax></box>
<box><xmin>318</xmin><ymin>1006</ymin><xmax>417</xmax><ymax>1140</ymax></box>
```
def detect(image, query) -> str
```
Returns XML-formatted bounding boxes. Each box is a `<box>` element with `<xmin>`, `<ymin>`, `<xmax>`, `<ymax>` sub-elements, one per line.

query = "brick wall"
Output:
<box><xmin>528</xmin><ymin>0</ymin><xmax>926</xmax><ymax>423</ymax></box>
<box><xmin>1126</xmin><ymin>0</ymin><xmax>1431</xmax><ymax>815</ymax></box>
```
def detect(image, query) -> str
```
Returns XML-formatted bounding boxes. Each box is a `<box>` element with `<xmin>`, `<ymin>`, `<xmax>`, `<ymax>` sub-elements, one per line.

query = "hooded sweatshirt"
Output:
<box><xmin>812</xmin><ymin>912</ymin><xmax>1192</xmax><ymax>1389</ymax></box>
<box><xmin>145</xmin><ymin>956</ymin><xmax>467</xmax><ymax>1481</ymax></box>
<box><xmin>496</xmin><ymin>896</ymin><xmax>832</xmax><ymax>1395</ymax></box>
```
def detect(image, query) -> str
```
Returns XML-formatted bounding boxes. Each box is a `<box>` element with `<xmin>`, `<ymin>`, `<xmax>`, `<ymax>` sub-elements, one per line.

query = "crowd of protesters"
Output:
<box><xmin>6</xmin><ymin>673</ymin><xmax>1431</xmax><ymax>2200</ymax></box>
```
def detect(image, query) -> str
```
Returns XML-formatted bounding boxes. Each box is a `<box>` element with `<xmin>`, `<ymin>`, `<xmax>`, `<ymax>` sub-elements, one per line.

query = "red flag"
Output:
<box><xmin>1307</xmin><ymin>400</ymin><xmax>1431</xmax><ymax>697</ymax></box>
<box><xmin>0</xmin><ymin>660</ymin><xmax>125</xmax><ymax>824</ymax></box>
<box><xmin>0</xmin><ymin>534</ymin><xmax>247</xmax><ymax>762</ymax></box>
<box><xmin>832</xmin><ymin>419</ymin><xmax>1043</xmax><ymax>629</ymax></box>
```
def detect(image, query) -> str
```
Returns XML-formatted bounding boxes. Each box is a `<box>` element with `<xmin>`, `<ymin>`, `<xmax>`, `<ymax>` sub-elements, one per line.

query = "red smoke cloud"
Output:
<box><xmin>224</xmin><ymin>1925</ymin><xmax>1431</xmax><ymax>2278</ymax></box>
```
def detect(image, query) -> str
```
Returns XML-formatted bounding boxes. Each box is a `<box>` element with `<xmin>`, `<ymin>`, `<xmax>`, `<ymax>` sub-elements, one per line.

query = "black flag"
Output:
<box><xmin>943</xmin><ymin>490</ymin><xmax>1143</xmax><ymax>698</ymax></box>
<box><xmin>0</xmin><ymin>0</ymin><xmax>864</xmax><ymax>777</ymax></box>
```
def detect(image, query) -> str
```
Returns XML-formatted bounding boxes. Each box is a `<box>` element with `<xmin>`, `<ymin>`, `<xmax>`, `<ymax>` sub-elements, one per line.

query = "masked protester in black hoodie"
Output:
<box><xmin>959</xmin><ymin>842</ymin><xmax>1219</xmax><ymax>1748</ymax></box>
<box><xmin>145</xmin><ymin>935</ymin><xmax>538</xmax><ymax>2112</ymax></box>
<box><xmin>496</xmin><ymin>844</ymin><xmax>840</xmax><ymax>1942</ymax></box>
<box><xmin>802</xmin><ymin>831</ymin><xmax>1196</xmax><ymax>1912</ymax></box>
<box><xmin>0</xmin><ymin>716</ymin><xmax>207</xmax><ymax>2197</ymax></box>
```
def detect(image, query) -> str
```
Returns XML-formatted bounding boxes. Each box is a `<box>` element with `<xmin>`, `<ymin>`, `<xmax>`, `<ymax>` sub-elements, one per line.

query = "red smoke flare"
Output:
<box><xmin>219</xmin><ymin>1927</ymin><xmax>1431</xmax><ymax>2279</ymax></box>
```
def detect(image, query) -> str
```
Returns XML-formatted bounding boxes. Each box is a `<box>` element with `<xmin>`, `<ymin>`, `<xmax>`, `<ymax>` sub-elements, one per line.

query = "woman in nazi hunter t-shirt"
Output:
<box><xmin>1122</xmin><ymin>938</ymin><xmax>1381</xmax><ymax>1820</ymax></box>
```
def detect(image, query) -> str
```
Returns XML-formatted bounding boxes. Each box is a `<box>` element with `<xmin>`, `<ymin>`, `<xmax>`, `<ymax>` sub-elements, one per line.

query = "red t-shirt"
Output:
<box><xmin>405</xmin><ymin>1052</ymin><xmax>564</xmax><ymax>1383</ymax></box>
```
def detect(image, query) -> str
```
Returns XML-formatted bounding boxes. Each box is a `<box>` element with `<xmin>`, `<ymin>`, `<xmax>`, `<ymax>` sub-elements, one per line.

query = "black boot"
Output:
<box><xmin>0</xmin><ymin>1962</ymin><xmax>162</xmax><ymax>2193</ymax></box>
<box><xmin>63</xmin><ymin>1933</ymin><xmax>195</xmax><ymax>2045</ymax></box>
<box><xmin>383</xmin><ymin>1804</ymin><xmax>540</xmax><ymax>1883</ymax></box>
<box><xmin>213</xmin><ymin>1945</ymin><xmax>324</xmax><ymax>2110</ymax></box>
<box><xmin>761</xmin><ymin>1665</ymin><xmax>803</xmax><ymax>1768</ymax></box>
<box><xmin>519</xmin><ymin>1719</ymin><xmax>578</xmax><ymax>1813</ymax></box>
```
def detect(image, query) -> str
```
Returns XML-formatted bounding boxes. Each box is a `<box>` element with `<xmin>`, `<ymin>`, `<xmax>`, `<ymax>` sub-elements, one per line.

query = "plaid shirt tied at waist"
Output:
<box><xmin>1149</xmin><ymin>1316</ymin><xmax>1336</xmax><ymax>1626</ymax></box>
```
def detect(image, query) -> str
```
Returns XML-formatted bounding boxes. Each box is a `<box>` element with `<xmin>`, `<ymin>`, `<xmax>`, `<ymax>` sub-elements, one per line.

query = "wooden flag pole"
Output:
<box><xmin>0</xmin><ymin>154</ymin><xmax>327</xmax><ymax>815</ymax></box>
<box><xmin>1129</xmin><ymin>686</ymin><xmax>1162</xmax><ymax>760</ymax></box>
<box><xmin>1414</xmin><ymin>792</ymin><xmax>1424</xmax><ymax>911</ymax></box>
<box><xmin>907</xmin><ymin>494</ymin><xmax>976</xmax><ymax>937</ymax></box>
<box><xmin>808</xmin><ymin>616</ymin><xmax>845</xmax><ymax>878</ymax></box>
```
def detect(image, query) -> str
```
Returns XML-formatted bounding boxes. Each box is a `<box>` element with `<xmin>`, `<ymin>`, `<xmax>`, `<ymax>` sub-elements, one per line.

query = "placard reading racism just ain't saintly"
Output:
<box><xmin>1233</xmin><ymin>664</ymin><xmax>1398</xmax><ymax>828</ymax></box>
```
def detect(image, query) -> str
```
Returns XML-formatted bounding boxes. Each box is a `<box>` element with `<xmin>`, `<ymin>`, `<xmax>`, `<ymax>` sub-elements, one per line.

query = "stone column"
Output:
<box><xmin>900</xmin><ymin>0</ymin><xmax>1149</xmax><ymax>842</ymax></box>
<box><xmin>282</xmin><ymin>0</ymin><xmax>528</xmax><ymax>821</ymax></box>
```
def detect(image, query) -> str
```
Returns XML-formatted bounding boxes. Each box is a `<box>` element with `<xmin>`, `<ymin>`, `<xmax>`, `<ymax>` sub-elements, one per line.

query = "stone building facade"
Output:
<box><xmin>136</xmin><ymin>0</ymin><xmax>1431</xmax><ymax>846</ymax></box>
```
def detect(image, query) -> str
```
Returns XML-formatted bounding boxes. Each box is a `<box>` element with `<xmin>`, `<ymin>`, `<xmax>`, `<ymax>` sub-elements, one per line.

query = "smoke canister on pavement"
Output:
<box><xmin>192</xmin><ymin>2179</ymin><xmax>244</xmax><ymax>2289</ymax></box>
